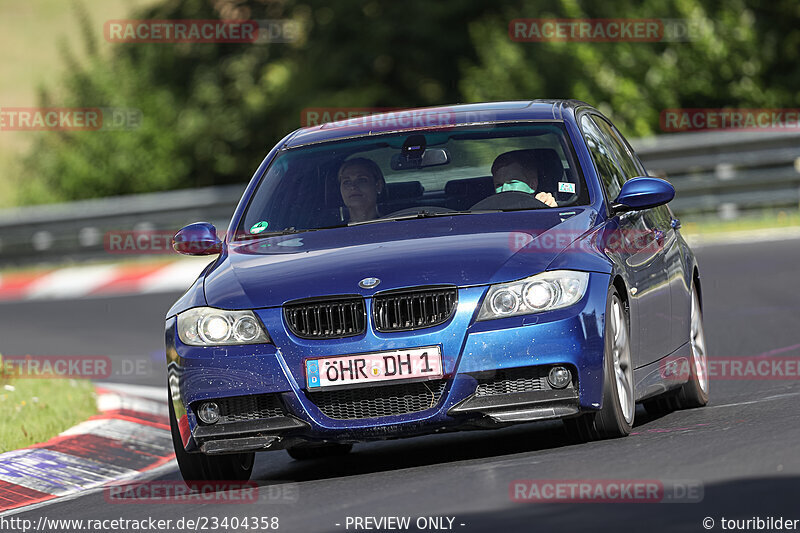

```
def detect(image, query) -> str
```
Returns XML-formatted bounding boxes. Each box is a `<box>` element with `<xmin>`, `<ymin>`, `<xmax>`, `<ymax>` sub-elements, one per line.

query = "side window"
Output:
<box><xmin>648</xmin><ymin>202</ymin><xmax>672</xmax><ymax>226</ymax></box>
<box><xmin>580</xmin><ymin>115</ymin><xmax>625</xmax><ymax>201</ymax></box>
<box><xmin>593</xmin><ymin>117</ymin><xmax>641</xmax><ymax>180</ymax></box>
<box><xmin>594</xmin><ymin>117</ymin><xmax>676</xmax><ymax>222</ymax></box>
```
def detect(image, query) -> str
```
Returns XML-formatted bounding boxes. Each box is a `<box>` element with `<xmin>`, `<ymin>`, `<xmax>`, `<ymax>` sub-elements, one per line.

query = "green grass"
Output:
<box><xmin>0</xmin><ymin>149</ymin><xmax>22</xmax><ymax>207</ymax></box>
<box><xmin>680</xmin><ymin>209</ymin><xmax>800</xmax><ymax>237</ymax></box>
<box><xmin>0</xmin><ymin>0</ymin><xmax>160</xmax><ymax>207</ymax></box>
<box><xmin>0</xmin><ymin>359</ymin><xmax>98</xmax><ymax>452</ymax></box>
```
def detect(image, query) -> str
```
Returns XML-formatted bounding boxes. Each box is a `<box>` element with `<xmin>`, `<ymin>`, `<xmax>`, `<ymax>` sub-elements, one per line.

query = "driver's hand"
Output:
<box><xmin>535</xmin><ymin>192</ymin><xmax>558</xmax><ymax>207</ymax></box>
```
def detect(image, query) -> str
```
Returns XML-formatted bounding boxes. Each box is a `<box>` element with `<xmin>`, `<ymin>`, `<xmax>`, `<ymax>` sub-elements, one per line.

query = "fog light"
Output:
<box><xmin>197</xmin><ymin>402</ymin><xmax>220</xmax><ymax>425</ymax></box>
<box><xmin>547</xmin><ymin>366</ymin><xmax>572</xmax><ymax>389</ymax></box>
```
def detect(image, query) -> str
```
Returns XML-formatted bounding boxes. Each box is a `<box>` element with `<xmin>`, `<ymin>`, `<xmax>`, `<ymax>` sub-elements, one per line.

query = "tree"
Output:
<box><xmin>18</xmin><ymin>0</ymin><xmax>800</xmax><ymax>203</ymax></box>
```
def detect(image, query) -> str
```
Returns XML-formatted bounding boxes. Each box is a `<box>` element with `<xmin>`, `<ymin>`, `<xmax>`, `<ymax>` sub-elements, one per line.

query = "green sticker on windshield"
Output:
<box><xmin>250</xmin><ymin>221</ymin><xmax>269</xmax><ymax>234</ymax></box>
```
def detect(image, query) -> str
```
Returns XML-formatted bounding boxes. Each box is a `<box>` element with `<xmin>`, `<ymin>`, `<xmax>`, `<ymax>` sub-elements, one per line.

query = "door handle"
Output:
<box><xmin>671</xmin><ymin>218</ymin><xmax>681</xmax><ymax>230</ymax></box>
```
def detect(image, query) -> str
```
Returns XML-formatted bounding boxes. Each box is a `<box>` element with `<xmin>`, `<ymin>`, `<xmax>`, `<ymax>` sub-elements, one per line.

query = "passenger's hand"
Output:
<box><xmin>535</xmin><ymin>192</ymin><xmax>558</xmax><ymax>207</ymax></box>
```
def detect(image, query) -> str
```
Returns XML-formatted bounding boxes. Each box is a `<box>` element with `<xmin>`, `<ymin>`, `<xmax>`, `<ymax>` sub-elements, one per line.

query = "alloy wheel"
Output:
<box><xmin>611</xmin><ymin>294</ymin><xmax>635</xmax><ymax>424</ymax></box>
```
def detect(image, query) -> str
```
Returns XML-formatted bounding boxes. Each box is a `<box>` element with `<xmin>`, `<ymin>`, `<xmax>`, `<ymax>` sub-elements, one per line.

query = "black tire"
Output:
<box><xmin>565</xmin><ymin>285</ymin><xmax>634</xmax><ymax>442</ymax></box>
<box><xmin>168</xmin><ymin>392</ymin><xmax>255</xmax><ymax>482</ymax></box>
<box><xmin>675</xmin><ymin>280</ymin><xmax>710</xmax><ymax>408</ymax></box>
<box><xmin>645</xmin><ymin>280</ymin><xmax>709</xmax><ymax>417</ymax></box>
<box><xmin>286</xmin><ymin>443</ymin><xmax>353</xmax><ymax>461</ymax></box>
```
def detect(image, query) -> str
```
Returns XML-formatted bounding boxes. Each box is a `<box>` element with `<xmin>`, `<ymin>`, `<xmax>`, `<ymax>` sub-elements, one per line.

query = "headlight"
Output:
<box><xmin>477</xmin><ymin>270</ymin><xmax>589</xmax><ymax>320</ymax></box>
<box><xmin>177</xmin><ymin>307</ymin><xmax>271</xmax><ymax>346</ymax></box>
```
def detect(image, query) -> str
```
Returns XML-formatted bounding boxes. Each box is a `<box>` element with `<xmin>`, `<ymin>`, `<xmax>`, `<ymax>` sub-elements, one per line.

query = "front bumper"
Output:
<box><xmin>167</xmin><ymin>273</ymin><xmax>609</xmax><ymax>453</ymax></box>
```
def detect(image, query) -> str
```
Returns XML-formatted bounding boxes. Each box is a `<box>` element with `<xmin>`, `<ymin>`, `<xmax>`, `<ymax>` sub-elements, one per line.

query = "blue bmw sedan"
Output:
<box><xmin>166</xmin><ymin>100</ymin><xmax>709</xmax><ymax>481</ymax></box>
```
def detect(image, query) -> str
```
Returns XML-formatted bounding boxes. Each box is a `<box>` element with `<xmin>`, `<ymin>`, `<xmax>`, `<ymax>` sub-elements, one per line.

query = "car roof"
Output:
<box><xmin>284</xmin><ymin>99</ymin><xmax>595</xmax><ymax>148</ymax></box>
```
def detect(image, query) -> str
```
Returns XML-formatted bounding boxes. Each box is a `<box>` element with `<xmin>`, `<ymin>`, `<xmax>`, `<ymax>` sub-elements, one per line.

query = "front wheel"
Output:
<box><xmin>565</xmin><ymin>285</ymin><xmax>635</xmax><ymax>442</ymax></box>
<box><xmin>168</xmin><ymin>392</ymin><xmax>255</xmax><ymax>482</ymax></box>
<box><xmin>643</xmin><ymin>281</ymin><xmax>709</xmax><ymax>416</ymax></box>
<box><xmin>676</xmin><ymin>281</ymin><xmax>710</xmax><ymax>407</ymax></box>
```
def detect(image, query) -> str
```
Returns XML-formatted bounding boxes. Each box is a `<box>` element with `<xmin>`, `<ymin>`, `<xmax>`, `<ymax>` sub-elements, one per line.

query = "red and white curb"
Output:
<box><xmin>0</xmin><ymin>384</ymin><xmax>174</xmax><ymax>514</ymax></box>
<box><xmin>0</xmin><ymin>258</ymin><xmax>210</xmax><ymax>302</ymax></box>
<box><xmin>4</xmin><ymin>226</ymin><xmax>800</xmax><ymax>303</ymax></box>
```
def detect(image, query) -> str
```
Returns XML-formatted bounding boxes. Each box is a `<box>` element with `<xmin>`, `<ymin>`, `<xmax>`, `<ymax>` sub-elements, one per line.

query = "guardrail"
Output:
<box><xmin>636</xmin><ymin>130</ymin><xmax>800</xmax><ymax>216</ymax></box>
<box><xmin>1</xmin><ymin>130</ymin><xmax>799</xmax><ymax>267</ymax></box>
<box><xmin>0</xmin><ymin>185</ymin><xmax>243</xmax><ymax>266</ymax></box>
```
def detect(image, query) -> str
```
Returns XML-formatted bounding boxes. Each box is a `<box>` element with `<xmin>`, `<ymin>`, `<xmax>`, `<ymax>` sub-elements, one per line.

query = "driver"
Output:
<box><xmin>338</xmin><ymin>157</ymin><xmax>386</xmax><ymax>223</ymax></box>
<box><xmin>491</xmin><ymin>150</ymin><xmax>558</xmax><ymax>207</ymax></box>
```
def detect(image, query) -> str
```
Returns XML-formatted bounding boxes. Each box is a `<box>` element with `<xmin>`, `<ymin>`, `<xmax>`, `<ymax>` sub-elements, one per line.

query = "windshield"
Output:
<box><xmin>236</xmin><ymin>123</ymin><xmax>588</xmax><ymax>239</ymax></box>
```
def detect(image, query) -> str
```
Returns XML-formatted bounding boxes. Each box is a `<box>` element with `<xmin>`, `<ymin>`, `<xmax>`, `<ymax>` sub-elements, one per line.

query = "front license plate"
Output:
<box><xmin>305</xmin><ymin>346</ymin><xmax>443</xmax><ymax>389</ymax></box>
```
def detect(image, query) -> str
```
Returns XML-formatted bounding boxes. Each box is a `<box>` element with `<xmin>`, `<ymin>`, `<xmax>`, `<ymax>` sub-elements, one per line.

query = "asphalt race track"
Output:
<box><xmin>2</xmin><ymin>237</ymin><xmax>800</xmax><ymax>532</ymax></box>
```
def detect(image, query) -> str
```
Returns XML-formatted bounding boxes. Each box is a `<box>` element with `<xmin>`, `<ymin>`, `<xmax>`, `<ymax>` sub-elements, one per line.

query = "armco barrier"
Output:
<box><xmin>1</xmin><ymin>130</ymin><xmax>799</xmax><ymax>267</ymax></box>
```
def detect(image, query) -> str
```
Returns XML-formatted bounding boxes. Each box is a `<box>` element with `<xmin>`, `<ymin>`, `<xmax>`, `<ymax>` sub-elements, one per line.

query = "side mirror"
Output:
<box><xmin>612</xmin><ymin>177</ymin><xmax>675</xmax><ymax>213</ymax></box>
<box><xmin>172</xmin><ymin>222</ymin><xmax>223</xmax><ymax>256</ymax></box>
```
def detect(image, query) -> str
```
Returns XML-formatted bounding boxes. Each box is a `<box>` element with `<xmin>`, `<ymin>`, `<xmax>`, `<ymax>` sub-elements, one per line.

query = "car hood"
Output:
<box><xmin>203</xmin><ymin>208</ymin><xmax>598</xmax><ymax>309</ymax></box>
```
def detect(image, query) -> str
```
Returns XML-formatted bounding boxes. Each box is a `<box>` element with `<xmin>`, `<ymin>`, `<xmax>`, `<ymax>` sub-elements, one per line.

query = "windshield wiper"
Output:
<box><xmin>430</xmin><ymin>209</ymin><xmax>504</xmax><ymax>216</ymax></box>
<box><xmin>234</xmin><ymin>227</ymin><xmax>329</xmax><ymax>241</ymax></box>
<box><xmin>236</xmin><ymin>210</ymin><xmax>507</xmax><ymax>238</ymax></box>
<box><xmin>348</xmin><ymin>209</ymin><xmax>504</xmax><ymax>226</ymax></box>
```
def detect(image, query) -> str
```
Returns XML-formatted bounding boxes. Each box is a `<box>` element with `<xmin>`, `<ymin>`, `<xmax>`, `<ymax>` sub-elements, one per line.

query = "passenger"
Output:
<box><xmin>491</xmin><ymin>150</ymin><xmax>558</xmax><ymax>207</ymax></box>
<box><xmin>338</xmin><ymin>157</ymin><xmax>386</xmax><ymax>223</ymax></box>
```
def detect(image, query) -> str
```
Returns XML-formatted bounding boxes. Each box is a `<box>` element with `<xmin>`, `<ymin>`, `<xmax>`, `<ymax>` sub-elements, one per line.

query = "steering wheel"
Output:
<box><xmin>470</xmin><ymin>191</ymin><xmax>549</xmax><ymax>211</ymax></box>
